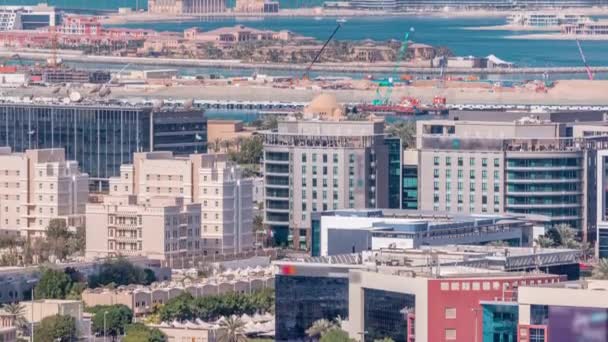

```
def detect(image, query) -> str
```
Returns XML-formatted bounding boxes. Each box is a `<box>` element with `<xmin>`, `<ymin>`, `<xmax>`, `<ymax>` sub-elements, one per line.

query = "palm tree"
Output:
<box><xmin>3</xmin><ymin>302</ymin><xmax>28</xmax><ymax>335</ymax></box>
<box><xmin>593</xmin><ymin>258</ymin><xmax>608</xmax><ymax>280</ymax></box>
<box><xmin>306</xmin><ymin>319</ymin><xmax>336</xmax><ymax>339</ymax></box>
<box><xmin>216</xmin><ymin>316</ymin><xmax>248</xmax><ymax>342</ymax></box>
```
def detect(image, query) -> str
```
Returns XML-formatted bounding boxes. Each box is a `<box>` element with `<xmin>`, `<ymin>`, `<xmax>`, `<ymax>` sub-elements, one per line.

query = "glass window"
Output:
<box><xmin>445</xmin><ymin>329</ymin><xmax>456</xmax><ymax>340</ymax></box>
<box><xmin>302</xmin><ymin>153</ymin><xmax>307</xmax><ymax>162</ymax></box>
<box><xmin>482</xmin><ymin>158</ymin><xmax>487</xmax><ymax>167</ymax></box>
<box><xmin>312</xmin><ymin>153</ymin><xmax>317</xmax><ymax>162</ymax></box>
<box><xmin>458</xmin><ymin>157</ymin><xmax>463</xmax><ymax>166</ymax></box>
<box><xmin>494</xmin><ymin>158</ymin><xmax>500</xmax><ymax>167</ymax></box>
<box><xmin>470</xmin><ymin>158</ymin><xmax>475</xmax><ymax>166</ymax></box>
<box><xmin>446</xmin><ymin>156</ymin><xmax>451</xmax><ymax>166</ymax></box>
<box><xmin>434</xmin><ymin>156</ymin><xmax>439</xmax><ymax>166</ymax></box>
<box><xmin>445</xmin><ymin>308</ymin><xmax>456</xmax><ymax>319</ymax></box>
<box><xmin>363</xmin><ymin>288</ymin><xmax>414</xmax><ymax>342</ymax></box>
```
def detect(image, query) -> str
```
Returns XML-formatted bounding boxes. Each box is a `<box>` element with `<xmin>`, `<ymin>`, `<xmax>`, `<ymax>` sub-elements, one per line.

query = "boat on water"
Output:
<box><xmin>337</xmin><ymin>18</ymin><xmax>347</xmax><ymax>24</ymax></box>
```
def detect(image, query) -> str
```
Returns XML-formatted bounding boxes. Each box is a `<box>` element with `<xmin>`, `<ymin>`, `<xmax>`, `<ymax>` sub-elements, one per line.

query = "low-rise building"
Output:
<box><xmin>82</xmin><ymin>266</ymin><xmax>273</xmax><ymax>316</ymax></box>
<box><xmin>234</xmin><ymin>0</ymin><xmax>279</xmax><ymax>12</ymax></box>
<box><xmin>274</xmin><ymin>245</ymin><xmax>580</xmax><ymax>341</ymax></box>
<box><xmin>313</xmin><ymin>209</ymin><xmax>536</xmax><ymax>257</ymax></box>
<box><xmin>207</xmin><ymin>120</ymin><xmax>253</xmax><ymax>152</ymax></box>
<box><xmin>0</xmin><ymin>147</ymin><xmax>88</xmax><ymax>238</ymax></box>
<box><xmin>22</xmin><ymin>299</ymin><xmax>85</xmax><ymax>333</ymax></box>
<box><xmin>183</xmin><ymin>25</ymin><xmax>308</xmax><ymax>47</ymax></box>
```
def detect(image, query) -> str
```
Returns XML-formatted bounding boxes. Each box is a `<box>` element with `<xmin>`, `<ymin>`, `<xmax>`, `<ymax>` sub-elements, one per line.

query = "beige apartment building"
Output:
<box><xmin>0</xmin><ymin>147</ymin><xmax>88</xmax><ymax>238</ymax></box>
<box><xmin>148</xmin><ymin>0</ymin><xmax>226</xmax><ymax>14</ymax></box>
<box><xmin>87</xmin><ymin>152</ymin><xmax>253</xmax><ymax>260</ymax></box>
<box><xmin>86</xmin><ymin>196</ymin><xmax>202</xmax><ymax>262</ymax></box>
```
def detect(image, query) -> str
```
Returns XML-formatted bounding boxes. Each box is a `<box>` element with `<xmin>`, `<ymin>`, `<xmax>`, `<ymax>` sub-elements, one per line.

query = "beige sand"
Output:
<box><xmin>4</xmin><ymin>80</ymin><xmax>608</xmax><ymax>105</ymax></box>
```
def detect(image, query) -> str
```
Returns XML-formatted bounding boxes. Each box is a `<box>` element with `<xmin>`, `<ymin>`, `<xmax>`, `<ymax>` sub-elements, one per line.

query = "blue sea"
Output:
<box><xmin>109</xmin><ymin>15</ymin><xmax>608</xmax><ymax>68</ymax></box>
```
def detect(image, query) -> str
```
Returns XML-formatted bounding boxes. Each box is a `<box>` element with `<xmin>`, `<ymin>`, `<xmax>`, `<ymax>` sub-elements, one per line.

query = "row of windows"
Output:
<box><xmin>434</xmin><ymin>156</ymin><xmax>500</xmax><ymax>167</ymax></box>
<box><xmin>144</xmin><ymin>174</ymin><xmax>185</xmax><ymax>182</ymax></box>
<box><xmin>2</xmin><ymin>170</ymin><xmax>19</xmax><ymax>176</ymax></box>
<box><xmin>439</xmin><ymin>278</ymin><xmax>558</xmax><ymax>291</ymax></box>
<box><xmin>433</xmin><ymin>204</ymin><xmax>500</xmax><ymax>214</ymax></box>
<box><xmin>434</xmin><ymin>169</ymin><xmax>500</xmax><ymax>180</ymax></box>
<box><xmin>302</xmin><ymin>153</ymin><xmax>356</xmax><ymax>163</ymax></box>
<box><xmin>434</xmin><ymin>181</ymin><xmax>500</xmax><ymax>193</ymax></box>
<box><xmin>435</xmin><ymin>194</ymin><xmax>500</xmax><ymax>205</ymax></box>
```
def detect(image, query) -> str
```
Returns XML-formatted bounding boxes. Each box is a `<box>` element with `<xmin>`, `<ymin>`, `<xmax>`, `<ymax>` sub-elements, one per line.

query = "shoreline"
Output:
<box><xmin>506</xmin><ymin>33</ymin><xmax>608</xmax><ymax>40</ymax></box>
<box><xmin>3</xmin><ymin>50</ymin><xmax>608</xmax><ymax>75</ymax></box>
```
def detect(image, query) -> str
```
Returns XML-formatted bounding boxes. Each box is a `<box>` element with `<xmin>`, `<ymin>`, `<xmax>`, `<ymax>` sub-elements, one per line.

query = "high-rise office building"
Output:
<box><xmin>414</xmin><ymin>111</ymin><xmax>608</xmax><ymax>242</ymax></box>
<box><xmin>0</xmin><ymin>100</ymin><xmax>206</xmax><ymax>188</ymax></box>
<box><xmin>106</xmin><ymin>151</ymin><xmax>253</xmax><ymax>254</ymax></box>
<box><xmin>0</xmin><ymin>147</ymin><xmax>88</xmax><ymax>238</ymax></box>
<box><xmin>261</xmin><ymin>94</ymin><xmax>401</xmax><ymax>250</ymax></box>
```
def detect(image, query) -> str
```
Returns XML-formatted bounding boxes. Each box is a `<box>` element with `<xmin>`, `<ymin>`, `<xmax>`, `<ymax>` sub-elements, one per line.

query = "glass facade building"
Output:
<box><xmin>0</xmin><ymin>103</ymin><xmax>206</xmax><ymax>187</ymax></box>
<box><xmin>482</xmin><ymin>302</ymin><xmax>518</xmax><ymax>342</ymax></box>
<box><xmin>402</xmin><ymin>165</ymin><xmax>418</xmax><ymax>210</ymax></box>
<box><xmin>363</xmin><ymin>288</ymin><xmax>415</xmax><ymax>342</ymax></box>
<box><xmin>275</xmin><ymin>274</ymin><xmax>349</xmax><ymax>341</ymax></box>
<box><xmin>505</xmin><ymin>154</ymin><xmax>584</xmax><ymax>229</ymax></box>
<box><xmin>386</xmin><ymin>138</ymin><xmax>402</xmax><ymax>210</ymax></box>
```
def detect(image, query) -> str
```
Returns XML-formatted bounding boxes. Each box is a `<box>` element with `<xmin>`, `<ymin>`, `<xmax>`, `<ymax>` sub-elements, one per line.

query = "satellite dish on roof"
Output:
<box><xmin>69</xmin><ymin>91</ymin><xmax>82</xmax><ymax>103</ymax></box>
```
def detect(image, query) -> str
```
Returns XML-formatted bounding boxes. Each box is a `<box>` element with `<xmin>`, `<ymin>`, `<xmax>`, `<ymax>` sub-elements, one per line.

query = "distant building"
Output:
<box><xmin>562</xmin><ymin>20</ymin><xmax>608</xmax><ymax>35</ymax></box>
<box><xmin>234</xmin><ymin>0</ymin><xmax>279</xmax><ymax>13</ymax></box>
<box><xmin>0</xmin><ymin>4</ymin><xmax>57</xmax><ymax>31</ymax></box>
<box><xmin>183</xmin><ymin>25</ymin><xmax>308</xmax><ymax>47</ymax></box>
<box><xmin>207</xmin><ymin>120</ymin><xmax>253</xmax><ymax>152</ymax></box>
<box><xmin>148</xmin><ymin>0</ymin><xmax>226</xmax><ymax>14</ymax></box>
<box><xmin>507</xmin><ymin>13</ymin><xmax>592</xmax><ymax>27</ymax></box>
<box><xmin>0</xmin><ymin>100</ymin><xmax>206</xmax><ymax>188</ymax></box>
<box><xmin>261</xmin><ymin>94</ymin><xmax>401</xmax><ymax>249</ymax></box>
<box><xmin>0</xmin><ymin>148</ymin><xmax>88</xmax><ymax>238</ymax></box>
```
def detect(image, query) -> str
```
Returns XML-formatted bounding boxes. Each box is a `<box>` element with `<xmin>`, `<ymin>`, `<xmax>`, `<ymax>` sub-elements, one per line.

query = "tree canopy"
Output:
<box><xmin>34</xmin><ymin>268</ymin><xmax>73</xmax><ymax>299</ymax></box>
<box><xmin>123</xmin><ymin>323</ymin><xmax>166</xmax><ymax>342</ymax></box>
<box><xmin>229</xmin><ymin>136</ymin><xmax>263</xmax><ymax>166</ymax></box>
<box><xmin>158</xmin><ymin>289</ymin><xmax>274</xmax><ymax>322</ymax></box>
<box><xmin>88</xmin><ymin>257</ymin><xmax>156</xmax><ymax>288</ymax></box>
<box><xmin>90</xmin><ymin>304</ymin><xmax>133</xmax><ymax>338</ymax></box>
<box><xmin>319</xmin><ymin>329</ymin><xmax>355</xmax><ymax>342</ymax></box>
<box><xmin>34</xmin><ymin>314</ymin><xmax>77</xmax><ymax>342</ymax></box>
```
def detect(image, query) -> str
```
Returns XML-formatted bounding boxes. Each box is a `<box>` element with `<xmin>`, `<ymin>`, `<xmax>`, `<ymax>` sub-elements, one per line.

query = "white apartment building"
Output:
<box><xmin>0</xmin><ymin>147</ymin><xmax>88</xmax><ymax>238</ymax></box>
<box><xmin>86</xmin><ymin>195</ymin><xmax>202</xmax><ymax>263</ymax></box>
<box><xmin>102</xmin><ymin>152</ymin><xmax>253</xmax><ymax>255</ymax></box>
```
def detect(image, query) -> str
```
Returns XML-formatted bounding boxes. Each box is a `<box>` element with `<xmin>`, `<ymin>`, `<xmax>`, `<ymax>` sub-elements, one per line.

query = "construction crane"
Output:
<box><xmin>372</xmin><ymin>27</ymin><xmax>414</xmax><ymax>105</ymax></box>
<box><xmin>301</xmin><ymin>21</ymin><xmax>343</xmax><ymax>81</ymax></box>
<box><xmin>576</xmin><ymin>39</ymin><xmax>594</xmax><ymax>81</ymax></box>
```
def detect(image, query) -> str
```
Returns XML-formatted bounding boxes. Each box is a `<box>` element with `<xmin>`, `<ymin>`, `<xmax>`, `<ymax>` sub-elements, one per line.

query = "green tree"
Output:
<box><xmin>123</xmin><ymin>323</ymin><xmax>167</xmax><ymax>342</ymax></box>
<box><xmin>537</xmin><ymin>224</ymin><xmax>582</xmax><ymax>249</ymax></box>
<box><xmin>91</xmin><ymin>305</ymin><xmax>133</xmax><ymax>339</ymax></box>
<box><xmin>216</xmin><ymin>316</ymin><xmax>248</xmax><ymax>342</ymax></box>
<box><xmin>158</xmin><ymin>293</ymin><xmax>194</xmax><ymax>322</ymax></box>
<box><xmin>386</xmin><ymin>121</ymin><xmax>416</xmax><ymax>149</ymax></box>
<box><xmin>88</xmin><ymin>257</ymin><xmax>155</xmax><ymax>288</ymax></box>
<box><xmin>2</xmin><ymin>302</ymin><xmax>28</xmax><ymax>335</ymax></box>
<box><xmin>34</xmin><ymin>314</ymin><xmax>77</xmax><ymax>342</ymax></box>
<box><xmin>306</xmin><ymin>319</ymin><xmax>336</xmax><ymax>339</ymax></box>
<box><xmin>593</xmin><ymin>258</ymin><xmax>608</xmax><ymax>280</ymax></box>
<box><xmin>35</xmin><ymin>268</ymin><xmax>73</xmax><ymax>299</ymax></box>
<box><xmin>319</xmin><ymin>329</ymin><xmax>354</xmax><ymax>342</ymax></box>
<box><xmin>229</xmin><ymin>136</ymin><xmax>263</xmax><ymax>166</ymax></box>
<box><xmin>47</xmin><ymin>219</ymin><xmax>71</xmax><ymax>260</ymax></box>
<box><xmin>160</xmin><ymin>289</ymin><xmax>274</xmax><ymax>322</ymax></box>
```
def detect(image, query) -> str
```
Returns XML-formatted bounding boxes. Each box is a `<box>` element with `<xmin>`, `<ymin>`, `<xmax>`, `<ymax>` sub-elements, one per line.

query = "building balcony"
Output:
<box><xmin>505</xmin><ymin>203</ymin><xmax>581</xmax><ymax>209</ymax></box>
<box><xmin>506</xmin><ymin>190</ymin><xmax>583</xmax><ymax>196</ymax></box>
<box><xmin>506</xmin><ymin>178</ymin><xmax>581</xmax><ymax>184</ymax></box>
<box><xmin>505</xmin><ymin>166</ymin><xmax>582</xmax><ymax>171</ymax></box>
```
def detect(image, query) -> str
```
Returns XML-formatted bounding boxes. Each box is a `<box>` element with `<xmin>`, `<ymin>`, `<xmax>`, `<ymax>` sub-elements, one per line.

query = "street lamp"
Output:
<box><xmin>103</xmin><ymin>311</ymin><xmax>108</xmax><ymax>342</ymax></box>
